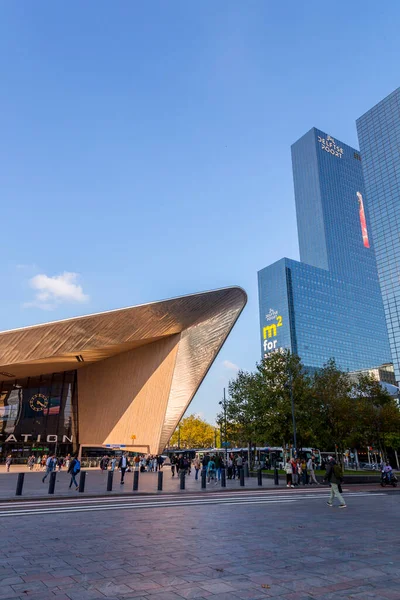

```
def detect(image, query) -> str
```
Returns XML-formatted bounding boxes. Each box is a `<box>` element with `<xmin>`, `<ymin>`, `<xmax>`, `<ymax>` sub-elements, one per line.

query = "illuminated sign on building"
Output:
<box><xmin>263</xmin><ymin>310</ymin><xmax>283</xmax><ymax>353</ymax></box>
<box><xmin>356</xmin><ymin>191</ymin><xmax>370</xmax><ymax>248</ymax></box>
<box><xmin>317</xmin><ymin>134</ymin><xmax>344</xmax><ymax>158</ymax></box>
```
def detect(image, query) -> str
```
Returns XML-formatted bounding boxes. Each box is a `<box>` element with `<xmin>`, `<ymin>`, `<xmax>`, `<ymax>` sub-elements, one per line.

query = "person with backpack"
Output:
<box><xmin>68</xmin><ymin>455</ymin><xmax>81</xmax><ymax>490</ymax></box>
<box><xmin>324</xmin><ymin>456</ymin><xmax>346</xmax><ymax>508</ymax></box>
<box><xmin>207</xmin><ymin>456</ymin><xmax>217</xmax><ymax>483</ymax></box>
<box><xmin>42</xmin><ymin>455</ymin><xmax>56</xmax><ymax>483</ymax></box>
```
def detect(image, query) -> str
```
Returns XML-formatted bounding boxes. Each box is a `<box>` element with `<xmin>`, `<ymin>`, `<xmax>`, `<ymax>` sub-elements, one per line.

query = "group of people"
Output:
<box><xmin>99</xmin><ymin>454</ymin><xmax>164</xmax><ymax>473</ymax></box>
<box><xmin>284</xmin><ymin>456</ymin><xmax>319</xmax><ymax>487</ymax></box>
<box><xmin>169</xmin><ymin>453</ymin><xmax>247</xmax><ymax>484</ymax></box>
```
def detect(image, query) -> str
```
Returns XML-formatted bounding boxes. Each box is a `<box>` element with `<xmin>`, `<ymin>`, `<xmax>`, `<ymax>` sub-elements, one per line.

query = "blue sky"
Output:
<box><xmin>0</xmin><ymin>2</ymin><xmax>399</xmax><ymax>423</ymax></box>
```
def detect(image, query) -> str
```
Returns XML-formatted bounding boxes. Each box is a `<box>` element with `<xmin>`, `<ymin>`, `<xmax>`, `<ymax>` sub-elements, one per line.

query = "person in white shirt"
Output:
<box><xmin>307</xmin><ymin>456</ymin><xmax>319</xmax><ymax>485</ymax></box>
<box><xmin>118</xmin><ymin>453</ymin><xmax>130</xmax><ymax>484</ymax></box>
<box><xmin>285</xmin><ymin>458</ymin><xmax>294</xmax><ymax>488</ymax></box>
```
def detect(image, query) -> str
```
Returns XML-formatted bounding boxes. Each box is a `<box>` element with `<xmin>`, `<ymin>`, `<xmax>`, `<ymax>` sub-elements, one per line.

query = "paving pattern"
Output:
<box><xmin>0</xmin><ymin>488</ymin><xmax>399</xmax><ymax>599</ymax></box>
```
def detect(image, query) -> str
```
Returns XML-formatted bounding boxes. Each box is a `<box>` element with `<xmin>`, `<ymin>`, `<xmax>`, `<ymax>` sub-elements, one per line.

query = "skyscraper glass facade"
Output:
<box><xmin>357</xmin><ymin>87</ymin><xmax>400</xmax><ymax>382</ymax></box>
<box><xmin>258</xmin><ymin>128</ymin><xmax>392</xmax><ymax>373</ymax></box>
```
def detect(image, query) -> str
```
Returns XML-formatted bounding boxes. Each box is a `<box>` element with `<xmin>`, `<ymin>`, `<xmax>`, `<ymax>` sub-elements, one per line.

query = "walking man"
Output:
<box><xmin>324</xmin><ymin>456</ymin><xmax>346</xmax><ymax>509</ymax></box>
<box><xmin>307</xmin><ymin>455</ymin><xmax>319</xmax><ymax>485</ymax></box>
<box><xmin>68</xmin><ymin>455</ymin><xmax>81</xmax><ymax>490</ymax></box>
<box><xmin>42</xmin><ymin>455</ymin><xmax>56</xmax><ymax>483</ymax></box>
<box><xmin>118</xmin><ymin>452</ymin><xmax>129</xmax><ymax>485</ymax></box>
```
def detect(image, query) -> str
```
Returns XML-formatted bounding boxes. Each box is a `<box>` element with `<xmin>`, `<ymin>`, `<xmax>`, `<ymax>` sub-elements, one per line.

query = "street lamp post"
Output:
<box><xmin>219</xmin><ymin>388</ymin><xmax>228</xmax><ymax>463</ymax></box>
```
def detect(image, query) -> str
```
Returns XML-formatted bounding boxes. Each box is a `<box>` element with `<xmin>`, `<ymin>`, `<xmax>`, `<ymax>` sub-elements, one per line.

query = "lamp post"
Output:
<box><xmin>286</xmin><ymin>359</ymin><xmax>297</xmax><ymax>456</ymax></box>
<box><xmin>219</xmin><ymin>388</ymin><xmax>228</xmax><ymax>462</ymax></box>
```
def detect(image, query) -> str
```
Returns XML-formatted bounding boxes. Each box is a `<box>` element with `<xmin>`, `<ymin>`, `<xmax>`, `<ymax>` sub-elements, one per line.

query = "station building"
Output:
<box><xmin>0</xmin><ymin>287</ymin><xmax>246</xmax><ymax>460</ymax></box>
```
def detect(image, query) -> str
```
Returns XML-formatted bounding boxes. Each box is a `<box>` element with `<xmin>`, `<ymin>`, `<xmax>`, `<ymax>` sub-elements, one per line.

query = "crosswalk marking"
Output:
<box><xmin>0</xmin><ymin>491</ymin><xmax>386</xmax><ymax>518</ymax></box>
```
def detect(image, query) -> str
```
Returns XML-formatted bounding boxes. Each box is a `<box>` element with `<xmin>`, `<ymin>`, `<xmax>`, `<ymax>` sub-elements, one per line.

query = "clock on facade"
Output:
<box><xmin>29</xmin><ymin>393</ymin><xmax>49</xmax><ymax>412</ymax></box>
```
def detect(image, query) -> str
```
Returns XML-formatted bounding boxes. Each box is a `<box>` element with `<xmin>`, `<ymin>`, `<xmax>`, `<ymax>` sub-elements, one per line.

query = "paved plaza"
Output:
<box><xmin>0</xmin><ymin>486</ymin><xmax>399</xmax><ymax>600</ymax></box>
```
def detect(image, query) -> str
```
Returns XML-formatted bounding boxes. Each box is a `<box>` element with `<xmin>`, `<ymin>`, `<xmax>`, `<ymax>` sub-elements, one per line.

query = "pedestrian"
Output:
<box><xmin>157</xmin><ymin>455</ymin><xmax>163</xmax><ymax>471</ymax></box>
<box><xmin>236</xmin><ymin>454</ymin><xmax>243</xmax><ymax>480</ymax></box>
<box><xmin>291</xmin><ymin>457</ymin><xmax>298</xmax><ymax>486</ymax></box>
<box><xmin>301</xmin><ymin>458</ymin><xmax>308</xmax><ymax>485</ymax></box>
<box><xmin>307</xmin><ymin>455</ymin><xmax>319</xmax><ymax>485</ymax></box>
<box><xmin>285</xmin><ymin>458</ymin><xmax>294</xmax><ymax>488</ymax></box>
<box><xmin>5</xmin><ymin>455</ymin><xmax>12</xmax><ymax>472</ymax></box>
<box><xmin>35</xmin><ymin>456</ymin><xmax>41</xmax><ymax>471</ymax></box>
<box><xmin>118</xmin><ymin>452</ymin><xmax>129</xmax><ymax>484</ymax></box>
<box><xmin>134</xmin><ymin>455</ymin><xmax>141</xmax><ymax>471</ymax></box>
<box><xmin>27</xmin><ymin>455</ymin><xmax>35</xmax><ymax>471</ymax></box>
<box><xmin>193</xmin><ymin>455</ymin><xmax>201</xmax><ymax>480</ymax></box>
<box><xmin>110</xmin><ymin>457</ymin><xmax>117</xmax><ymax>472</ymax></box>
<box><xmin>202</xmin><ymin>453</ymin><xmax>210</xmax><ymax>476</ymax></box>
<box><xmin>207</xmin><ymin>456</ymin><xmax>217</xmax><ymax>483</ymax></box>
<box><xmin>215</xmin><ymin>454</ymin><xmax>222</xmax><ymax>482</ymax></box>
<box><xmin>227</xmin><ymin>457</ymin><xmax>233</xmax><ymax>479</ymax></box>
<box><xmin>170</xmin><ymin>454</ymin><xmax>177</xmax><ymax>477</ymax></box>
<box><xmin>42</xmin><ymin>455</ymin><xmax>56</xmax><ymax>483</ymax></box>
<box><xmin>324</xmin><ymin>456</ymin><xmax>346</xmax><ymax>508</ymax></box>
<box><xmin>68</xmin><ymin>455</ymin><xmax>81</xmax><ymax>490</ymax></box>
<box><xmin>57</xmin><ymin>456</ymin><xmax>64</xmax><ymax>472</ymax></box>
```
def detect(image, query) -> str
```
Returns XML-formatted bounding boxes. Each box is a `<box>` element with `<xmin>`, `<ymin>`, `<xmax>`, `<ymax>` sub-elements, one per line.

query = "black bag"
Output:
<box><xmin>338</xmin><ymin>482</ymin><xmax>343</xmax><ymax>493</ymax></box>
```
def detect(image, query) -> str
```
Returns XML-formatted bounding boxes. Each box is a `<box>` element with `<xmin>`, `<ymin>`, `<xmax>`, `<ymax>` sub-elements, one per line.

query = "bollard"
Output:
<box><xmin>240</xmin><ymin>467</ymin><xmax>245</xmax><ymax>487</ymax></box>
<box><xmin>274</xmin><ymin>466</ymin><xmax>279</xmax><ymax>485</ymax></box>
<box><xmin>133</xmin><ymin>470</ymin><xmax>139</xmax><ymax>491</ymax></box>
<box><xmin>244</xmin><ymin>463</ymin><xmax>249</xmax><ymax>478</ymax></box>
<box><xmin>16</xmin><ymin>473</ymin><xmax>24</xmax><ymax>496</ymax></box>
<box><xmin>201</xmin><ymin>469</ymin><xmax>206</xmax><ymax>489</ymax></box>
<box><xmin>157</xmin><ymin>470</ymin><xmax>163</xmax><ymax>491</ymax></box>
<box><xmin>107</xmin><ymin>470</ymin><xmax>113</xmax><ymax>492</ymax></box>
<box><xmin>221</xmin><ymin>467</ymin><xmax>226</xmax><ymax>488</ymax></box>
<box><xmin>180</xmin><ymin>469</ymin><xmax>185</xmax><ymax>490</ymax></box>
<box><xmin>78</xmin><ymin>471</ymin><xmax>86</xmax><ymax>493</ymax></box>
<box><xmin>257</xmin><ymin>468</ymin><xmax>262</xmax><ymax>486</ymax></box>
<box><xmin>48</xmin><ymin>471</ymin><xmax>57</xmax><ymax>494</ymax></box>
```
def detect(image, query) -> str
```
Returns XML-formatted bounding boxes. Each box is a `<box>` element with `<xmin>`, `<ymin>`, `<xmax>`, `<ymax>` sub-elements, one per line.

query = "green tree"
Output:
<box><xmin>169</xmin><ymin>414</ymin><xmax>216</xmax><ymax>448</ymax></box>
<box><xmin>353</xmin><ymin>374</ymin><xmax>400</xmax><ymax>459</ymax></box>
<box><xmin>312</xmin><ymin>359</ymin><xmax>355</xmax><ymax>454</ymax></box>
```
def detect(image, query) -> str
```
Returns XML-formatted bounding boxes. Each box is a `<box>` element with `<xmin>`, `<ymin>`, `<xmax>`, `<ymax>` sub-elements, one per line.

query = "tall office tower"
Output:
<box><xmin>357</xmin><ymin>87</ymin><xmax>400</xmax><ymax>382</ymax></box>
<box><xmin>258</xmin><ymin>128</ymin><xmax>392</xmax><ymax>373</ymax></box>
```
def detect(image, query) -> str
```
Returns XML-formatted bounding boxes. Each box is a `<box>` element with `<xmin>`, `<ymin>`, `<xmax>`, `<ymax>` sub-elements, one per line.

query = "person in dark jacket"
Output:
<box><xmin>68</xmin><ymin>456</ymin><xmax>80</xmax><ymax>490</ymax></box>
<box><xmin>323</xmin><ymin>456</ymin><xmax>346</xmax><ymax>508</ymax></box>
<box><xmin>118</xmin><ymin>453</ymin><xmax>130</xmax><ymax>484</ymax></box>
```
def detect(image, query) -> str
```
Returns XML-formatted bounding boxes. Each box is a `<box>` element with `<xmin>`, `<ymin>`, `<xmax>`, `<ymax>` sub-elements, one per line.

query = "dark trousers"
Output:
<box><xmin>120</xmin><ymin>467</ymin><xmax>127</xmax><ymax>482</ymax></box>
<box><xmin>69</xmin><ymin>473</ymin><xmax>79</xmax><ymax>488</ymax></box>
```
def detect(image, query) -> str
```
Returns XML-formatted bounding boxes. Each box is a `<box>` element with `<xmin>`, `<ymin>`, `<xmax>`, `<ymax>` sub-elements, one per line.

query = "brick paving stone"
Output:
<box><xmin>197</xmin><ymin>581</ymin><xmax>236</xmax><ymax>594</ymax></box>
<box><xmin>1</xmin><ymin>491</ymin><xmax>400</xmax><ymax>600</ymax></box>
<box><xmin>174</xmin><ymin>585</ymin><xmax>212</xmax><ymax>599</ymax></box>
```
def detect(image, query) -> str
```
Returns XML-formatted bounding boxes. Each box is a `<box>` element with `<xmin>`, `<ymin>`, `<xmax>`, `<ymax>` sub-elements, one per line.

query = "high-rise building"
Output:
<box><xmin>258</xmin><ymin>127</ymin><xmax>392</xmax><ymax>373</ymax></box>
<box><xmin>356</xmin><ymin>87</ymin><xmax>400</xmax><ymax>382</ymax></box>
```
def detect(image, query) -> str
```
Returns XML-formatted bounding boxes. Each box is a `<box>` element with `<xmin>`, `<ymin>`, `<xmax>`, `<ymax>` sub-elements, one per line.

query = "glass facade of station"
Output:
<box><xmin>0</xmin><ymin>370</ymin><xmax>78</xmax><ymax>459</ymax></box>
<box><xmin>357</xmin><ymin>88</ymin><xmax>400</xmax><ymax>382</ymax></box>
<box><xmin>258</xmin><ymin>128</ymin><xmax>392</xmax><ymax>373</ymax></box>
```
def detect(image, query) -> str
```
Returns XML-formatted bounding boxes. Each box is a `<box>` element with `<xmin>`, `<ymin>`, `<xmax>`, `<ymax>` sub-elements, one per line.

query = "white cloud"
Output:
<box><xmin>222</xmin><ymin>360</ymin><xmax>239</xmax><ymax>372</ymax></box>
<box><xmin>24</xmin><ymin>271</ymin><xmax>89</xmax><ymax>310</ymax></box>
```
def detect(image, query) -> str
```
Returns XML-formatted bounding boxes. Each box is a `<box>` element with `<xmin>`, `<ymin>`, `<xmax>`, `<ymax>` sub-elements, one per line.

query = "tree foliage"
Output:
<box><xmin>220</xmin><ymin>352</ymin><xmax>400</xmax><ymax>457</ymax></box>
<box><xmin>169</xmin><ymin>414</ymin><xmax>217</xmax><ymax>448</ymax></box>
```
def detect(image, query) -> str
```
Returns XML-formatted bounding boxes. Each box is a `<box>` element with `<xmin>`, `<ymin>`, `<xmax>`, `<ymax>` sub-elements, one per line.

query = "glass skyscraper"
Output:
<box><xmin>357</xmin><ymin>87</ymin><xmax>400</xmax><ymax>382</ymax></box>
<box><xmin>258</xmin><ymin>127</ymin><xmax>392</xmax><ymax>373</ymax></box>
